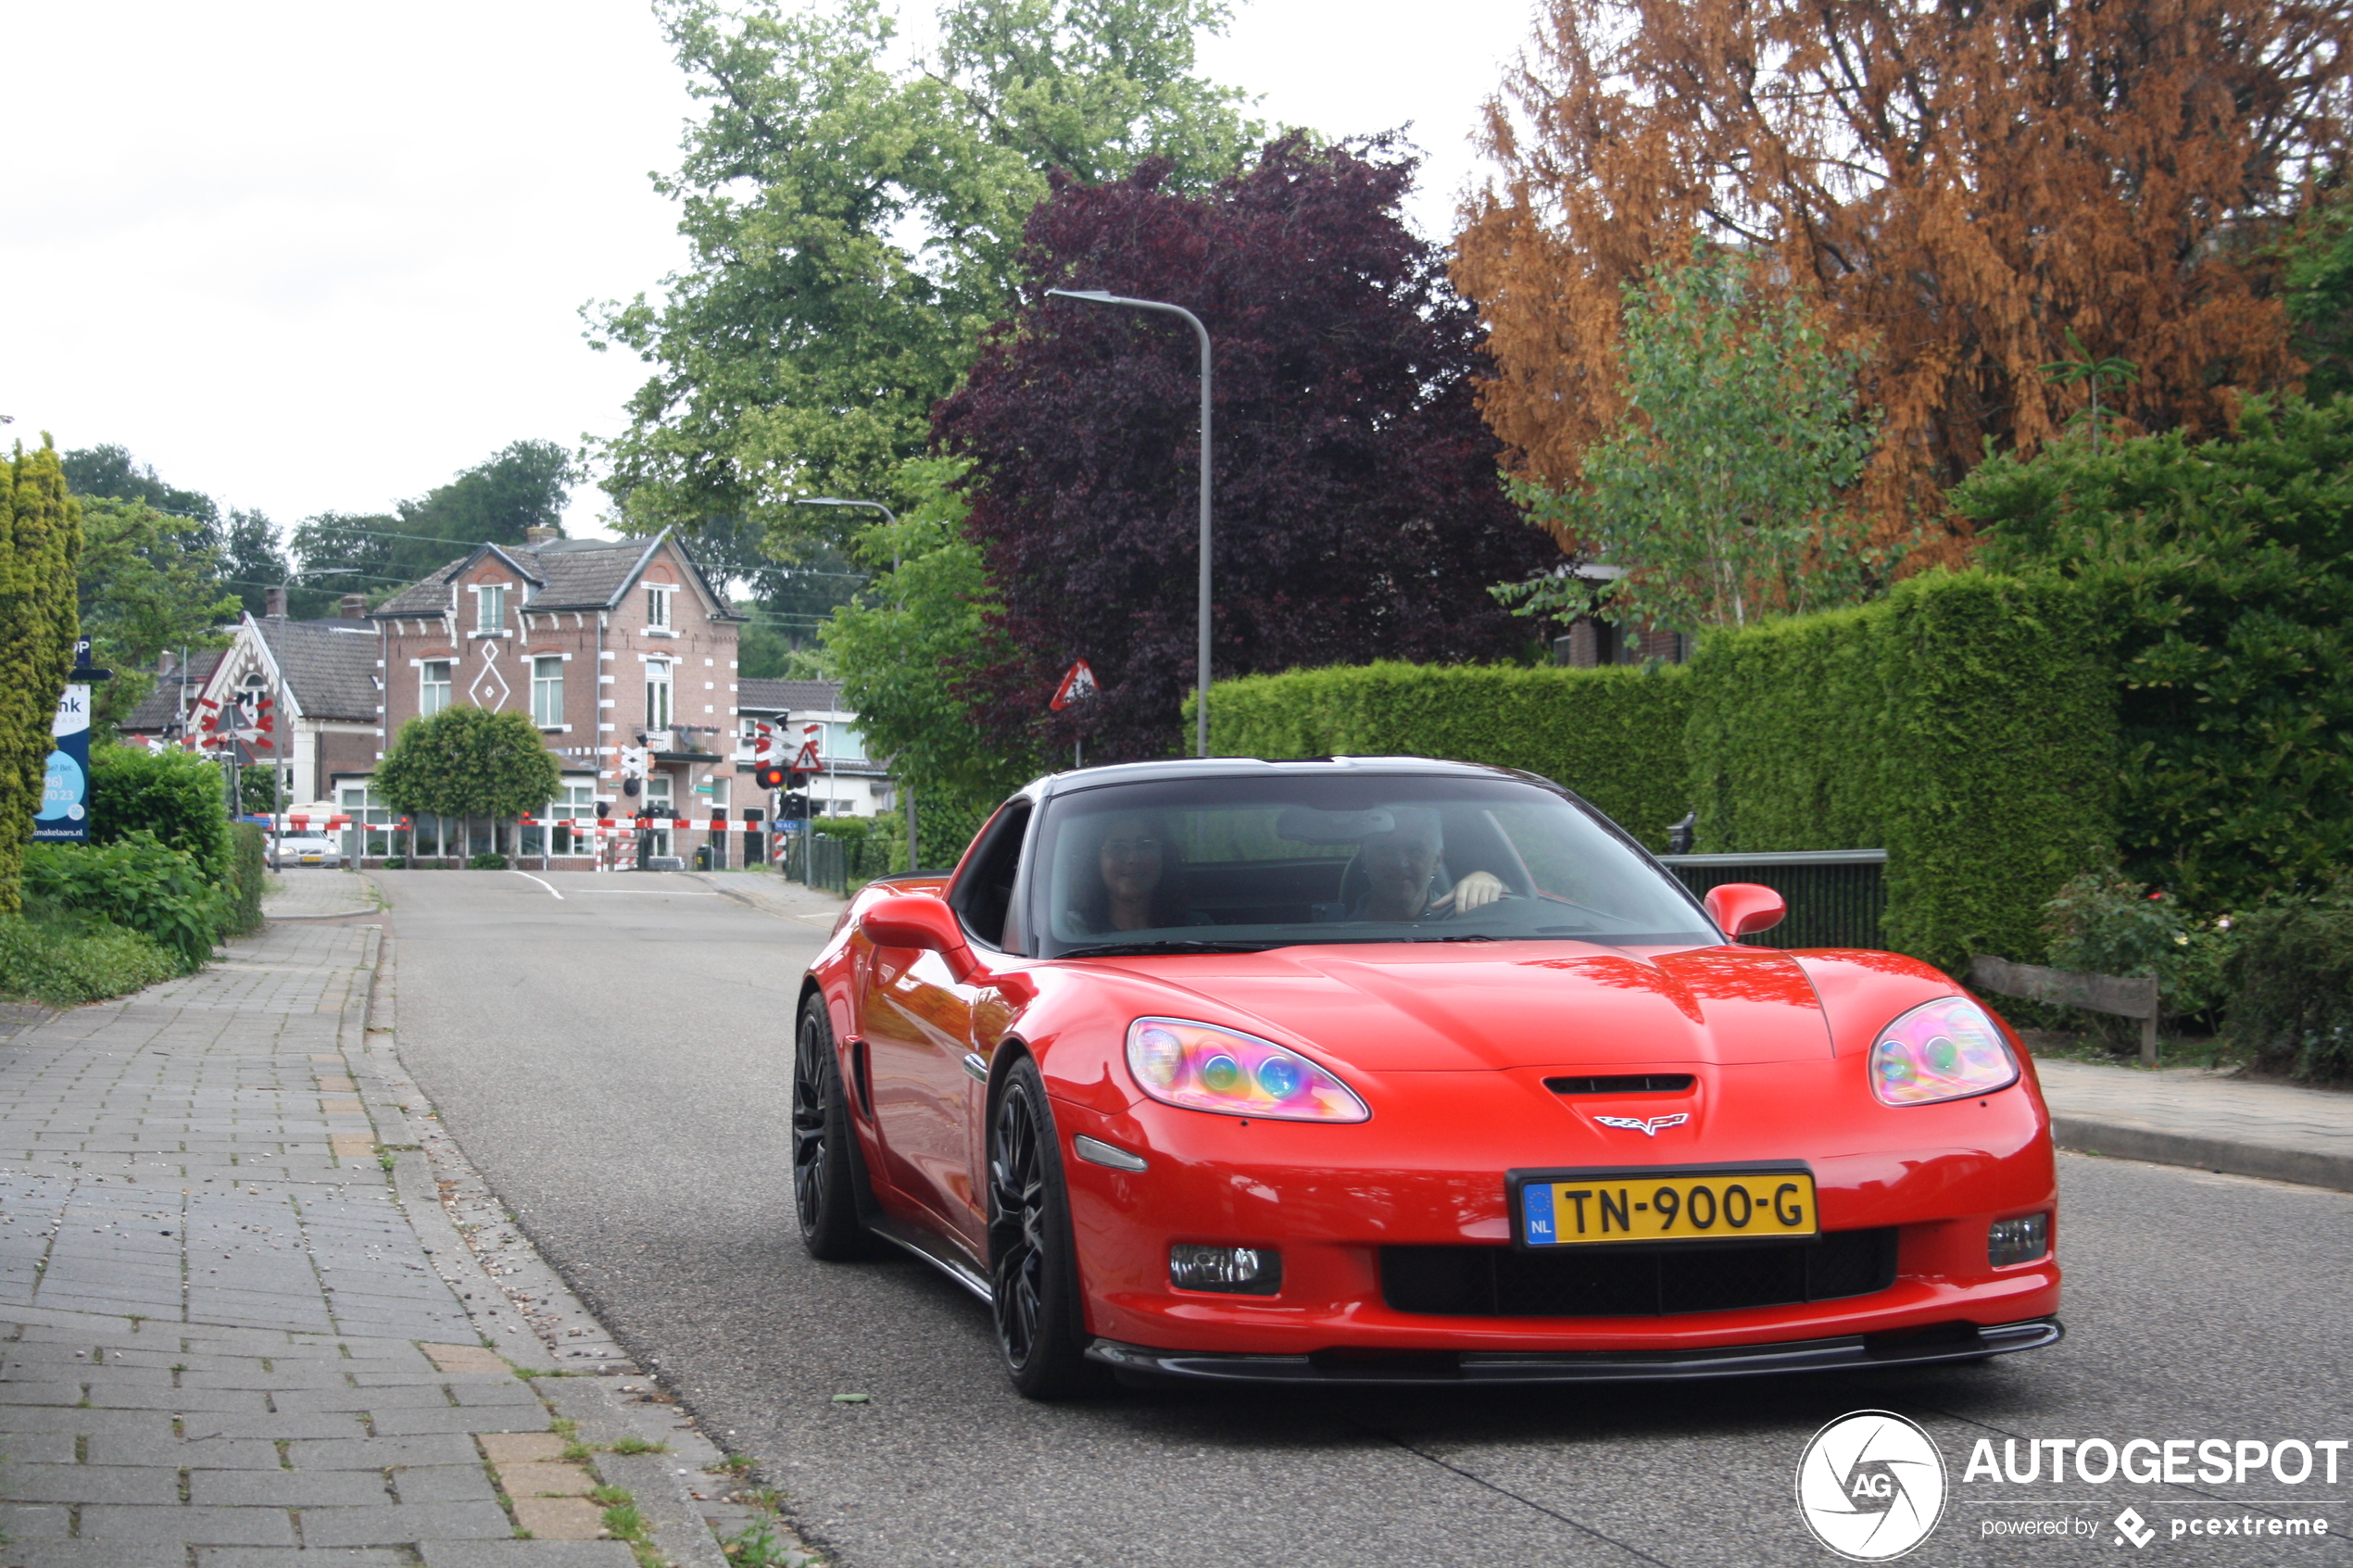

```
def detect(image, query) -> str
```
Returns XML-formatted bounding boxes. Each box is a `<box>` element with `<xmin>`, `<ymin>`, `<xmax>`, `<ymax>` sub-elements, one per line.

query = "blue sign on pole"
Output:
<box><xmin>31</xmin><ymin>682</ymin><xmax>92</xmax><ymax>843</ymax></box>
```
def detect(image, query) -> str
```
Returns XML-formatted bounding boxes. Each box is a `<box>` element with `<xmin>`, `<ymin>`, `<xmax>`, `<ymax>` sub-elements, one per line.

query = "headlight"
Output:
<box><xmin>1125</xmin><ymin>1018</ymin><xmax>1368</xmax><ymax>1123</ymax></box>
<box><xmin>1869</xmin><ymin>996</ymin><xmax>2019</xmax><ymax>1106</ymax></box>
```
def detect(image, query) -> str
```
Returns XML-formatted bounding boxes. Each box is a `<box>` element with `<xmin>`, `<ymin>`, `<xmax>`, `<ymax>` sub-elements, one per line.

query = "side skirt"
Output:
<box><xmin>867</xmin><ymin>1212</ymin><xmax>993</xmax><ymax>1305</ymax></box>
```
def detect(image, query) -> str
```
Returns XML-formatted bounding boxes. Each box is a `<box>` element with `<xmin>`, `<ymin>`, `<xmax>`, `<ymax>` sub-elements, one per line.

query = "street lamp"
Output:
<box><xmin>789</xmin><ymin>496</ymin><xmax>913</xmax><ymax>871</ymax></box>
<box><xmin>1045</xmin><ymin>287</ymin><xmax>1214</xmax><ymax>760</ymax></box>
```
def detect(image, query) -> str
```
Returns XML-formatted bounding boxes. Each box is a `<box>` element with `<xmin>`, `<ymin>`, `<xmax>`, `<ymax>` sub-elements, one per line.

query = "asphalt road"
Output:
<box><xmin>377</xmin><ymin>869</ymin><xmax>2353</xmax><ymax>1568</ymax></box>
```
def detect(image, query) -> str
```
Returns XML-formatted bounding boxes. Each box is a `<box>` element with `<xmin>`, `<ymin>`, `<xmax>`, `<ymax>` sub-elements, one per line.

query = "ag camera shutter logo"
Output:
<box><xmin>1795</xmin><ymin>1410</ymin><xmax>1947</xmax><ymax>1561</ymax></box>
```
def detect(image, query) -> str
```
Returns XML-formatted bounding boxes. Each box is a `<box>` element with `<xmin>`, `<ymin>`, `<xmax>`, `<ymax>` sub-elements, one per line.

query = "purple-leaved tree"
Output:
<box><xmin>937</xmin><ymin>135</ymin><xmax>1559</xmax><ymax>764</ymax></box>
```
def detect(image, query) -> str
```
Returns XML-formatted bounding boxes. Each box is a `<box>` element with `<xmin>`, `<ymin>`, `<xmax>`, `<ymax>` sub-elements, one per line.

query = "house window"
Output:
<box><xmin>337</xmin><ymin>784</ymin><xmax>397</xmax><ymax>859</ymax></box>
<box><xmin>420</xmin><ymin>660</ymin><xmax>451</xmax><ymax>717</ymax></box>
<box><xmin>647</xmin><ymin>585</ymin><xmax>672</xmax><ymax>630</ymax></box>
<box><xmin>531</xmin><ymin>657</ymin><xmax>564</xmax><ymax>728</ymax></box>
<box><xmin>822</xmin><ymin>721</ymin><xmax>867</xmax><ymax>761</ymax></box>
<box><xmin>528</xmin><ymin>782</ymin><xmax>598</xmax><ymax>856</ymax></box>
<box><xmin>646</xmin><ymin>660</ymin><xmax>673</xmax><ymax>731</ymax></box>
<box><xmin>477</xmin><ymin>584</ymin><xmax>506</xmax><ymax>633</ymax></box>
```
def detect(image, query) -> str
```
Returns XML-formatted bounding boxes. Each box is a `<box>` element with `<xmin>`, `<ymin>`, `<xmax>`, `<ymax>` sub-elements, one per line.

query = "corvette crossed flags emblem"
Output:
<box><xmin>1593</xmin><ymin>1112</ymin><xmax>1691</xmax><ymax>1136</ymax></box>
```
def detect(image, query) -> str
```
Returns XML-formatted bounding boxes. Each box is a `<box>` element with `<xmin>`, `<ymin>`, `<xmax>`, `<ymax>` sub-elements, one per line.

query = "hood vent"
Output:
<box><xmin>1543</xmin><ymin>1073</ymin><xmax>1695</xmax><ymax>1096</ymax></box>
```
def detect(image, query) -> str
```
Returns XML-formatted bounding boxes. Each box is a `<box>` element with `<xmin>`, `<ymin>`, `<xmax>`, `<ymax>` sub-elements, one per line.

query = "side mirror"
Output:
<box><xmin>861</xmin><ymin>893</ymin><xmax>978</xmax><ymax>979</ymax></box>
<box><xmin>1705</xmin><ymin>882</ymin><xmax>1786</xmax><ymax>937</ymax></box>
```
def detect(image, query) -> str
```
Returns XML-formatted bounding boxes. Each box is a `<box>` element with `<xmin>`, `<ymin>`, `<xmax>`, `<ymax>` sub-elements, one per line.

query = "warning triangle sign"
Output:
<box><xmin>1050</xmin><ymin>659</ymin><xmax>1099</xmax><ymax>711</ymax></box>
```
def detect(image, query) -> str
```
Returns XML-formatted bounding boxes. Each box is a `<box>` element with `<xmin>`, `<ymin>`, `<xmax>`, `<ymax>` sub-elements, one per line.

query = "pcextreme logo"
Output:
<box><xmin>1796</xmin><ymin>1410</ymin><xmax>1949</xmax><ymax>1561</ymax></box>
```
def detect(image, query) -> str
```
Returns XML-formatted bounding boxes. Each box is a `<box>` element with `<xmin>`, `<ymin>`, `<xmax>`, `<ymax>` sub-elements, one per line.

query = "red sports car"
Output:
<box><xmin>794</xmin><ymin>758</ymin><xmax>2060</xmax><ymax>1398</ymax></box>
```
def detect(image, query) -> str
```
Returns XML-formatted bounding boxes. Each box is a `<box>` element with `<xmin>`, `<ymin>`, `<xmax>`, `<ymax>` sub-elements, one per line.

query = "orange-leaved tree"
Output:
<box><xmin>1453</xmin><ymin>0</ymin><xmax>2353</xmax><ymax>552</ymax></box>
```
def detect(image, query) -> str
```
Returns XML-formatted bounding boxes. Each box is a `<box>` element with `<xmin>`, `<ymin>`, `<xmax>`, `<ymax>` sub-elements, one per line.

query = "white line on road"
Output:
<box><xmin>510</xmin><ymin>871</ymin><xmax>564</xmax><ymax>900</ymax></box>
<box><xmin>570</xmin><ymin>888</ymin><xmax>719</xmax><ymax>896</ymax></box>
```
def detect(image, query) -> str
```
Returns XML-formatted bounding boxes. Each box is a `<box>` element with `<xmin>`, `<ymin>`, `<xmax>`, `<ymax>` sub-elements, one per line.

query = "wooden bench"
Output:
<box><xmin>1969</xmin><ymin>954</ymin><xmax>2160</xmax><ymax>1064</ymax></box>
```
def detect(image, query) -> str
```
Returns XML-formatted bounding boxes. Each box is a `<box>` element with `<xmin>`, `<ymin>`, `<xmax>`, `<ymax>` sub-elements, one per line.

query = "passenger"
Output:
<box><xmin>1353</xmin><ymin>809</ymin><xmax>1507</xmax><ymax>922</ymax></box>
<box><xmin>1070</xmin><ymin>811</ymin><xmax>1189</xmax><ymax>934</ymax></box>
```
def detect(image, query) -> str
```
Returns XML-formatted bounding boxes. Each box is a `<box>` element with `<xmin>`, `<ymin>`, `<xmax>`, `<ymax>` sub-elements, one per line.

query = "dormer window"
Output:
<box><xmin>475</xmin><ymin>583</ymin><xmax>507</xmax><ymax>633</ymax></box>
<box><xmin>647</xmin><ymin>585</ymin><xmax>673</xmax><ymax>630</ymax></box>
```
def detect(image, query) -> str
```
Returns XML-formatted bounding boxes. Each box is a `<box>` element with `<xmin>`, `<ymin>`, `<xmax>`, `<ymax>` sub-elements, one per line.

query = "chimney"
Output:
<box><xmin>524</xmin><ymin>526</ymin><xmax>560</xmax><ymax>546</ymax></box>
<box><xmin>157</xmin><ymin>649</ymin><xmax>176</xmax><ymax>677</ymax></box>
<box><xmin>339</xmin><ymin>594</ymin><xmax>368</xmax><ymax>621</ymax></box>
<box><xmin>264</xmin><ymin>585</ymin><xmax>288</xmax><ymax>619</ymax></box>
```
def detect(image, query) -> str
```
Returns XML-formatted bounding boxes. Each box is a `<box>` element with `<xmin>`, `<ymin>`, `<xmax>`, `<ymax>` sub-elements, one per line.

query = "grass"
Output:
<box><xmin>608</xmin><ymin>1436</ymin><xmax>668</xmax><ymax>1455</ymax></box>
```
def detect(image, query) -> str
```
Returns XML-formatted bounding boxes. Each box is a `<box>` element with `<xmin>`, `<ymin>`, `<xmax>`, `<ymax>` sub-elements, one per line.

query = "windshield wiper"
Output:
<box><xmin>1058</xmin><ymin>940</ymin><xmax>1290</xmax><ymax>959</ymax></box>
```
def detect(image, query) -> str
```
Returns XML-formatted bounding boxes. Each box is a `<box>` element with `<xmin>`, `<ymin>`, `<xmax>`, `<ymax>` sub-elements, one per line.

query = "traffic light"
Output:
<box><xmin>782</xmin><ymin>790</ymin><xmax>812</xmax><ymax>820</ymax></box>
<box><xmin>753</xmin><ymin>761</ymin><xmax>787</xmax><ymax>790</ymax></box>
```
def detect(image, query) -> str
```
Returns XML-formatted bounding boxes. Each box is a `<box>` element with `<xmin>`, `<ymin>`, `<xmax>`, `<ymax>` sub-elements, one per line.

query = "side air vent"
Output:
<box><xmin>1543</xmin><ymin>1073</ymin><xmax>1695</xmax><ymax>1096</ymax></box>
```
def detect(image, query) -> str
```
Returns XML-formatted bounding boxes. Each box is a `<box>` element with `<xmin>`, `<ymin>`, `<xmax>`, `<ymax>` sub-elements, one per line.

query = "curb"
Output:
<box><xmin>2051</xmin><ymin>1114</ymin><xmax>2353</xmax><ymax>1194</ymax></box>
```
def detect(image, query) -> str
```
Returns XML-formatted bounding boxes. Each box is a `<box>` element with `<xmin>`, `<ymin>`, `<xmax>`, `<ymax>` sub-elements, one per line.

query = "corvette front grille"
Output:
<box><xmin>1380</xmin><ymin>1228</ymin><xmax>1898</xmax><ymax>1318</ymax></box>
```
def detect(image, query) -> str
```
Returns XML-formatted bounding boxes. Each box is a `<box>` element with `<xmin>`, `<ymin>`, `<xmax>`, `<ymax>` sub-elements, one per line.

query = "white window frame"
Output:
<box><xmin>643</xmin><ymin>773</ymin><xmax>673</xmax><ymax>858</ymax></box>
<box><xmin>646</xmin><ymin>584</ymin><xmax>672</xmax><ymax>630</ymax></box>
<box><xmin>420</xmin><ymin>660</ymin><xmax>452</xmax><ymax>717</ymax></box>
<box><xmin>645</xmin><ymin>660</ymin><xmax>673</xmax><ymax>731</ymax></box>
<box><xmin>547</xmin><ymin>781</ymin><xmax>598</xmax><ymax>855</ymax></box>
<box><xmin>476</xmin><ymin>584</ymin><xmax>506</xmax><ymax>634</ymax></box>
<box><xmin>531</xmin><ymin>656</ymin><xmax>564</xmax><ymax>728</ymax></box>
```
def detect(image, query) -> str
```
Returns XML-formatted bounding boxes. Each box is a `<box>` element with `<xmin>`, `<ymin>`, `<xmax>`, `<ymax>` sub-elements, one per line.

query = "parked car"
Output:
<box><xmin>271</xmin><ymin>834</ymin><xmax>343</xmax><ymax>869</ymax></box>
<box><xmin>795</xmin><ymin>756</ymin><xmax>2062</xmax><ymax>1398</ymax></box>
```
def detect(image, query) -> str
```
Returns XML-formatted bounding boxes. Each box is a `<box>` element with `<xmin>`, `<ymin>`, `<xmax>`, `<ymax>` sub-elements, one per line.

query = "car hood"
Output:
<box><xmin>1081</xmin><ymin>942</ymin><xmax>1832</xmax><ymax>1072</ymax></box>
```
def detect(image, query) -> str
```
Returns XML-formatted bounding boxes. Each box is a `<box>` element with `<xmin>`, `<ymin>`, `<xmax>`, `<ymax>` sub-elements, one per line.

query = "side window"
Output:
<box><xmin>950</xmin><ymin>800</ymin><xmax>1032</xmax><ymax>952</ymax></box>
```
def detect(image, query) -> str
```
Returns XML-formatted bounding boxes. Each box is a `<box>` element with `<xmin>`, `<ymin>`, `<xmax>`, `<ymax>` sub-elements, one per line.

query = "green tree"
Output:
<box><xmin>589</xmin><ymin>0</ymin><xmax>1260</xmax><ymax>559</ymax></box>
<box><xmin>0</xmin><ymin>439</ymin><xmax>86</xmax><ymax>912</ymax></box>
<box><xmin>1496</xmin><ymin>244</ymin><xmax>1889</xmax><ymax>638</ymax></box>
<box><xmin>820</xmin><ymin>459</ymin><xmax>1026</xmax><ymax>852</ymax></box>
<box><xmin>291</xmin><ymin>440</ymin><xmax>574</xmax><ymax>602</ymax></box>
<box><xmin>221</xmin><ymin>508</ymin><xmax>295</xmax><ymax>619</ymax></box>
<box><xmin>78</xmin><ymin>497</ymin><xmax>240</xmax><ymax>734</ymax></box>
<box><xmin>2283</xmin><ymin>183</ymin><xmax>2353</xmax><ymax>404</ymax></box>
<box><xmin>61</xmin><ymin>445</ymin><xmax>219</xmax><ymax>546</ymax></box>
<box><xmin>371</xmin><ymin>706</ymin><xmax>562</xmax><ymax>865</ymax></box>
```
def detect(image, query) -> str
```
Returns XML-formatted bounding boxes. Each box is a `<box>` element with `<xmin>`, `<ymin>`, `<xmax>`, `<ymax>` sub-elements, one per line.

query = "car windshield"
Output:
<box><xmin>1029</xmin><ymin>773</ymin><xmax>1718</xmax><ymax>958</ymax></box>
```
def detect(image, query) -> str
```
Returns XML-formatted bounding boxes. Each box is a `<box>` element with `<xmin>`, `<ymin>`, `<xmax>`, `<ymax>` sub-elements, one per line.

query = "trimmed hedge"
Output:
<box><xmin>1202</xmin><ymin>661</ymin><xmax>1694</xmax><ymax>851</ymax></box>
<box><xmin>90</xmin><ymin>743</ymin><xmax>231</xmax><ymax>884</ymax></box>
<box><xmin>222</xmin><ymin>822</ymin><xmax>267</xmax><ymax>937</ymax></box>
<box><xmin>1686</xmin><ymin>571</ymin><xmax>2118</xmax><ymax>971</ymax></box>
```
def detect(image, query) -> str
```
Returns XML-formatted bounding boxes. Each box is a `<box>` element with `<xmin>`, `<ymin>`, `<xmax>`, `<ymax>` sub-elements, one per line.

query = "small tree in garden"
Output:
<box><xmin>0</xmin><ymin>440</ymin><xmax>86</xmax><ymax>912</ymax></box>
<box><xmin>1495</xmin><ymin>244</ymin><xmax>1891</xmax><ymax>636</ymax></box>
<box><xmin>372</xmin><ymin>708</ymin><xmax>560</xmax><ymax>866</ymax></box>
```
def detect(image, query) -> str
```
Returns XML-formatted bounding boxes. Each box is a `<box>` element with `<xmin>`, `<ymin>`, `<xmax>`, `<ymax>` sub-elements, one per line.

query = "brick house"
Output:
<box><xmin>138</xmin><ymin>600</ymin><xmax>382</xmax><ymax>809</ymax></box>
<box><xmin>356</xmin><ymin>529</ymin><xmax>749</xmax><ymax>866</ymax></box>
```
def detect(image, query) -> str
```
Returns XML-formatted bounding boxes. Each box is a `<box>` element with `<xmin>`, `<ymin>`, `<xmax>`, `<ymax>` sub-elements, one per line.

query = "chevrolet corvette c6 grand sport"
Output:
<box><xmin>793</xmin><ymin>757</ymin><xmax>2060</xmax><ymax>1398</ymax></box>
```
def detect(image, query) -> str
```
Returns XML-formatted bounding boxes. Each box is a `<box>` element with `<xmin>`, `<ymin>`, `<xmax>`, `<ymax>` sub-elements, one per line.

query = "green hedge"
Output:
<box><xmin>90</xmin><ymin>743</ymin><xmax>231</xmax><ymax>884</ymax></box>
<box><xmin>222</xmin><ymin>822</ymin><xmax>267</xmax><ymax>937</ymax></box>
<box><xmin>1687</xmin><ymin>571</ymin><xmax>2119</xmax><ymax>971</ymax></box>
<box><xmin>0</xmin><ymin>912</ymin><xmax>179</xmax><ymax>1005</ymax></box>
<box><xmin>22</xmin><ymin>832</ymin><xmax>224</xmax><ymax>970</ymax></box>
<box><xmin>1202</xmin><ymin>661</ymin><xmax>1695</xmax><ymax>851</ymax></box>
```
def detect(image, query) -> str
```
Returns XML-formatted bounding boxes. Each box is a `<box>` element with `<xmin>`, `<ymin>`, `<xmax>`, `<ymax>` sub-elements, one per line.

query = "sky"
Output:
<box><xmin>3</xmin><ymin>0</ymin><xmax>1539</xmax><ymax>542</ymax></box>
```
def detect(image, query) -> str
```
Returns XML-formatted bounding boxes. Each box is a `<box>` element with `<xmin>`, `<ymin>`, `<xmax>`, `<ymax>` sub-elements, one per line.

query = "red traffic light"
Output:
<box><xmin>754</xmin><ymin>763</ymin><xmax>807</xmax><ymax>790</ymax></box>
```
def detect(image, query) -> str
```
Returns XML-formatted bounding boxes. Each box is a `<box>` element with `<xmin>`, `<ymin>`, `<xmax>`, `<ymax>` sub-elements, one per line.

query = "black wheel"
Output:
<box><xmin>988</xmin><ymin>1059</ymin><xmax>1110</xmax><ymax>1399</ymax></box>
<box><xmin>792</xmin><ymin>995</ymin><xmax>875</xmax><ymax>1261</ymax></box>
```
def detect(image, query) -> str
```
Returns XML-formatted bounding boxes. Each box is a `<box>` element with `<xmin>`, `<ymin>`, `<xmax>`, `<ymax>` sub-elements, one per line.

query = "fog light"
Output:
<box><xmin>1169</xmin><ymin>1244</ymin><xmax>1282</xmax><ymax>1296</ymax></box>
<box><xmin>1988</xmin><ymin>1212</ymin><xmax>2050</xmax><ymax>1267</ymax></box>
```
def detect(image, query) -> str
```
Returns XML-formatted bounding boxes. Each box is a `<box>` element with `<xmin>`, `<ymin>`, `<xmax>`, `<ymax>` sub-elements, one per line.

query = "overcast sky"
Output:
<box><xmin>4</xmin><ymin>1</ymin><xmax>1538</xmax><ymax>540</ymax></box>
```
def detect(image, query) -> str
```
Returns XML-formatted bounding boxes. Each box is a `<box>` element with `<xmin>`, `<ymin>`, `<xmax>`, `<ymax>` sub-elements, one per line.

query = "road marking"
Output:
<box><xmin>570</xmin><ymin>888</ymin><xmax>719</xmax><ymax>896</ymax></box>
<box><xmin>510</xmin><ymin>871</ymin><xmax>564</xmax><ymax>900</ymax></box>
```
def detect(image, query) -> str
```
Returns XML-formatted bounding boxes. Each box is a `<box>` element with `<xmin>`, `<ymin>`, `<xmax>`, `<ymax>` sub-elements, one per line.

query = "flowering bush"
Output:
<box><xmin>2043</xmin><ymin>871</ymin><xmax>2235</xmax><ymax>1041</ymax></box>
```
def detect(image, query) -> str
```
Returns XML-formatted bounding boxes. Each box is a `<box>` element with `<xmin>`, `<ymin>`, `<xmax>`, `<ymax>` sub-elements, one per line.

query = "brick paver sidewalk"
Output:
<box><xmin>0</xmin><ymin>922</ymin><xmax>640</xmax><ymax>1567</ymax></box>
<box><xmin>258</xmin><ymin>871</ymin><xmax>382</xmax><ymax>922</ymax></box>
<box><xmin>2037</xmin><ymin>1056</ymin><xmax>2353</xmax><ymax>1193</ymax></box>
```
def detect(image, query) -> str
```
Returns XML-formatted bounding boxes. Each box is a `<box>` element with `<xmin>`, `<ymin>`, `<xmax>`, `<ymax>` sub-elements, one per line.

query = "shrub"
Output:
<box><xmin>220</xmin><ymin>822</ymin><xmax>267</xmax><ymax>937</ymax></box>
<box><xmin>0</xmin><ymin>911</ymin><xmax>178</xmax><ymax>1005</ymax></box>
<box><xmin>2223</xmin><ymin>886</ymin><xmax>2353</xmax><ymax>1084</ymax></box>
<box><xmin>467</xmin><ymin>852</ymin><xmax>509</xmax><ymax>871</ymax></box>
<box><xmin>1686</xmin><ymin>571</ymin><xmax>2118</xmax><ymax>972</ymax></box>
<box><xmin>89</xmin><ymin>744</ymin><xmax>231</xmax><ymax>884</ymax></box>
<box><xmin>1202</xmin><ymin>661</ymin><xmax>1694</xmax><ymax>851</ymax></box>
<box><xmin>22</xmin><ymin>832</ymin><xmax>223</xmax><ymax>970</ymax></box>
<box><xmin>2042</xmin><ymin>869</ymin><xmax>2234</xmax><ymax>1043</ymax></box>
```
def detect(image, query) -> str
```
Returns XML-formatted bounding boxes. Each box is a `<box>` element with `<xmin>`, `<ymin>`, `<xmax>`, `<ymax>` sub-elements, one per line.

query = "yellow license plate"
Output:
<box><xmin>1516</xmin><ymin>1169</ymin><xmax>1817</xmax><ymax>1247</ymax></box>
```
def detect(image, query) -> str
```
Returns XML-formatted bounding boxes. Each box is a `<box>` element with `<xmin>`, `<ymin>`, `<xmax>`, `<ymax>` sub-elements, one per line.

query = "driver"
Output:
<box><xmin>1353</xmin><ymin>809</ymin><xmax>1507</xmax><ymax>921</ymax></box>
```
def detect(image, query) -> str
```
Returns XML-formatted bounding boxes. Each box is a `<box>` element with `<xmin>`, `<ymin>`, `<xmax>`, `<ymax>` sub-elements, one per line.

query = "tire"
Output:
<box><xmin>792</xmin><ymin>995</ymin><xmax>876</xmax><ymax>1261</ymax></box>
<box><xmin>988</xmin><ymin>1058</ymin><xmax>1111</xmax><ymax>1399</ymax></box>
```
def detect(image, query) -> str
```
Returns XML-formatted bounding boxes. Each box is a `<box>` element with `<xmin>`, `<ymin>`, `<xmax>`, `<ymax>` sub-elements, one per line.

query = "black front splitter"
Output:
<box><xmin>1087</xmin><ymin>1317</ymin><xmax>2062</xmax><ymax>1386</ymax></box>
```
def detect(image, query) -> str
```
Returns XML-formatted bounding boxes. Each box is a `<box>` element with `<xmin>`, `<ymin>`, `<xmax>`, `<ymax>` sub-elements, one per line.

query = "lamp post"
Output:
<box><xmin>789</xmin><ymin>495</ymin><xmax>912</xmax><ymax>870</ymax></box>
<box><xmin>1044</xmin><ymin>288</ymin><xmax>1214</xmax><ymax>760</ymax></box>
